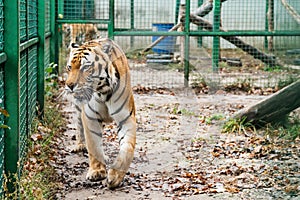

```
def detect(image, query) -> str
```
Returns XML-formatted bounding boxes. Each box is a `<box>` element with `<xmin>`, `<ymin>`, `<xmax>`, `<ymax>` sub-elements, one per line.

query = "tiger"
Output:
<box><xmin>63</xmin><ymin>23</ymin><xmax>99</xmax><ymax>48</ymax></box>
<box><xmin>65</xmin><ymin>38</ymin><xmax>136</xmax><ymax>189</ymax></box>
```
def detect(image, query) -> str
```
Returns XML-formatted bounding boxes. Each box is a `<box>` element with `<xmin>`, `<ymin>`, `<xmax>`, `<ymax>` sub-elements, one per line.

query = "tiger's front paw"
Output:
<box><xmin>86</xmin><ymin>167</ymin><xmax>107</xmax><ymax>182</ymax></box>
<box><xmin>106</xmin><ymin>169</ymin><xmax>126</xmax><ymax>189</ymax></box>
<box><xmin>71</xmin><ymin>143</ymin><xmax>86</xmax><ymax>153</ymax></box>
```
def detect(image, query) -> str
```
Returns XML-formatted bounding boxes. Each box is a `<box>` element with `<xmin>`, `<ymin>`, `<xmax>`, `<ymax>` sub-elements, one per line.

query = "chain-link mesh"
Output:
<box><xmin>20</xmin><ymin>0</ymin><xmax>27</xmax><ymax>42</ymax></box>
<box><xmin>0</xmin><ymin>0</ymin><xmax>4</xmax><ymax>195</ymax></box>
<box><xmin>28</xmin><ymin>0</ymin><xmax>38</xmax><ymax>39</ymax></box>
<box><xmin>20</xmin><ymin>52</ymin><xmax>28</xmax><ymax>164</ymax></box>
<box><xmin>0</xmin><ymin>1</ymin><xmax>4</xmax><ymax>52</ymax></box>
<box><xmin>58</xmin><ymin>0</ymin><xmax>299</xmax><ymax>89</ymax></box>
<box><xmin>0</xmin><ymin>0</ymin><xmax>53</xmax><ymax>195</ymax></box>
<box><xmin>28</xmin><ymin>46</ymin><xmax>38</xmax><ymax>131</ymax></box>
<box><xmin>0</xmin><ymin>66</ymin><xmax>4</xmax><ymax>196</ymax></box>
<box><xmin>45</xmin><ymin>0</ymin><xmax>51</xmax><ymax>33</ymax></box>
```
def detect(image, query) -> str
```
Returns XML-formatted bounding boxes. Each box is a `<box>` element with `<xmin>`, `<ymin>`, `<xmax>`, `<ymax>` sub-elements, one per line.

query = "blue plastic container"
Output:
<box><xmin>152</xmin><ymin>23</ymin><xmax>176</xmax><ymax>54</ymax></box>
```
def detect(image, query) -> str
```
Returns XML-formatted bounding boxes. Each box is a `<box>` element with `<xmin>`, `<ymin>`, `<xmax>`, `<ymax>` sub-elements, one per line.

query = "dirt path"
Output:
<box><xmin>54</xmin><ymin>87</ymin><xmax>298</xmax><ymax>199</ymax></box>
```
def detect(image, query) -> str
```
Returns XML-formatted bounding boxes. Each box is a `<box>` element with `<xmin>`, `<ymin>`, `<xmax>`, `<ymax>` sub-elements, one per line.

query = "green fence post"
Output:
<box><xmin>184</xmin><ymin>0</ymin><xmax>190</xmax><ymax>87</ymax></box>
<box><xmin>212</xmin><ymin>0</ymin><xmax>221</xmax><ymax>72</ymax></box>
<box><xmin>37</xmin><ymin>0</ymin><xmax>46</xmax><ymax>114</ymax></box>
<box><xmin>3</xmin><ymin>0</ymin><xmax>20</xmax><ymax>193</ymax></box>
<box><xmin>50</xmin><ymin>0</ymin><xmax>57</xmax><ymax>64</ymax></box>
<box><xmin>57</xmin><ymin>0</ymin><xmax>64</xmax><ymax>74</ymax></box>
<box><xmin>130</xmin><ymin>0</ymin><xmax>134</xmax><ymax>48</ymax></box>
<box><xmin>108</xmin><ymin>0</ymin><xmax>115</xmax><ymax>39</ymax></box>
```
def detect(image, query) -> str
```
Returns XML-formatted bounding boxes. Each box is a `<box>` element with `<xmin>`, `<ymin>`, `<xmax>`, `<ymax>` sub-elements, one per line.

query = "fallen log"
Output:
<box><xmin>188</xmin><ymin>14</ymin><xmax>277</xmax><ymax>67</ymax></box>
<box><xmin>232</xmin><ymin>79</ymin><xmax>300</xmax><ymax>126</ymax></box>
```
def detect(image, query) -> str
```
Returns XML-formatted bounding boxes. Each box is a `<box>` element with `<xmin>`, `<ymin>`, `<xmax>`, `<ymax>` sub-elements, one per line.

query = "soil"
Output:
<box><xmin>54</xmin><ymin>84</ymin><xmax>299</xmax><ymax>199</ymax></box>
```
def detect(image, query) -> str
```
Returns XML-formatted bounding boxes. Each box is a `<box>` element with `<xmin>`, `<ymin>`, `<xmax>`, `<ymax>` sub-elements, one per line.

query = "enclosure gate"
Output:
<box><xmin>0</xmin><ymin>0</ymin><xmax>56</xmax><ymax>195</ymax></box>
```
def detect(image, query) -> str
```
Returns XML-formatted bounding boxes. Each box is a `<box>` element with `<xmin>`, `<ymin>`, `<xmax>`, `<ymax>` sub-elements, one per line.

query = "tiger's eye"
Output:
<box><xmin>66</xmin><ymin>65</ymin><xmax>71</xmax><ymax>71</ymax></box>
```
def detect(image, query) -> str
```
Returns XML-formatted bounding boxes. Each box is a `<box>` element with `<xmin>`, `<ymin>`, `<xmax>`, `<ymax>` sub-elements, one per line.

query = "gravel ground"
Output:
<box><xmin>55</xmin><ymin>66</ymin><xmax>299</xmax><ymax>200</ymax></box>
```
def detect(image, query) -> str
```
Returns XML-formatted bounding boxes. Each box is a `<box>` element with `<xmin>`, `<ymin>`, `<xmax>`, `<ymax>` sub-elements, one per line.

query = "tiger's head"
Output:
<box><xmin>65</xmin><ymin>41</ymin><xmax>118</xmax><ymax>105</ymax></box>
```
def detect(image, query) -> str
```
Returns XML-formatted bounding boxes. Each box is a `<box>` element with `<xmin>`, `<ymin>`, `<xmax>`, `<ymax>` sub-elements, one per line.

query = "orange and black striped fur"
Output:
<box><xmin>65</xmin><ymin>38</ymin><xmax>136</xmax><ymax>189</ymax></box>
<box><xmin>63</xmin><ymin>24</ymin><xmax>99</xmax><ymax>48</ymax></box>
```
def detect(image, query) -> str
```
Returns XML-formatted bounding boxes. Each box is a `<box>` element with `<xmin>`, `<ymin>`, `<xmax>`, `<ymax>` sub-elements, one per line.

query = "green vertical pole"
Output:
<box><xmin>197</xmin><ymin>0</ymin><xmax>203</xmax><ymax>47</ymax></box>
<box><xmin>184</xmin><ymin>0</ymin><xmax>190</xmax><ymax>87</ymax></box>
<box><xmin>50</xmin><ymin>0</ymin><xmax>57</xmax><ymax>64</ymax></box>
<box><xmin>108</xmin><ymin>0</ymin><xmax>115</xmax><ymax>39</ymax></box>
<box><xmin>57</xmin><ymin>0</ymin><xmax>64</xmax><ymax>18</ymax></box>
<box><xmin>57</xmin><ymin>0</ymin><xmax>64</xmax><ymax>73</ymax></box>
<box><xmin>37</xmin><ymin>0</ymin><xmax>46</xmax><ymax>114</ymax></box>
<box><xmin>130</xmin><ymin>0</ymin><xmax>134</xmax><ymax>48</ymax></box>
<box><xmin>212</xmin><ymin>0</ymin><xmax>221</xmax><ymax>72</ymax></box>
<box><xmin>4</xmin><ymin>0</ymin><xmax>20</xmax><ymax>193</ymax></box>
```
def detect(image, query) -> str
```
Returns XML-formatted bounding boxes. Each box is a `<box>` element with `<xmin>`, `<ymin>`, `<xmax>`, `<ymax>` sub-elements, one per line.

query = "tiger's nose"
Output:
<box><xmin>66</xmin><ymin>82</ymin><xmax>75</xmax><ymax>92</ymax></box>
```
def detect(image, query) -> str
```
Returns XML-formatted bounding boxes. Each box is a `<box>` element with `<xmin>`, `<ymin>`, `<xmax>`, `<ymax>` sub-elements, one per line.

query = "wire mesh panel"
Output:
<box><xmin>188</xmin><ymin>0</ymin><xmax>300</xmax><ymax>89</ymax></box>
<box><xmin>45</xmin><ymin>38</ymin><xmax>51</xmax><ymax>68</ymax></box>
<box><xmin>63</xmin><ymin>0</ymin><xmax>95</xmax><ymax>19</ymax></box>
<box><xmin>20</xmin><ymin>0</ymin><xmax>27</xmax><ymax>42</ymax></box>
<box><xmin>27</xmin><ymin>46</ymin><xmax>38</xmax><ymax>130</ymax></box>
<box><xmin>28</xmin><ymin>0</ymin><xmax>38</xmax><ymax>39</ymax></box>
<box><xmin>57</xmin><ymin>0</ymin><xmax>299</xmax><ymax>89</ymax></box>
<box><xmin>0</xmin><ymin>1</ymin><xmax>4</xmax><ymax>195</ymax></box>
<box><xmin>0</xmin><ymin>66</ymin><xmax>4</xmax><ymax>196</ymax></box>
<box><xmin>45</xmin><ymin>0</ymin><xmax>51</xmax><ymax>33</ymax></box>
<box><xmin>0</xmin><ymin>1</ymin><xmax>3</xmax><ymax>52</ymax></box>
<box><xmin>19</xmin><ymin>52</ymin><xmax>28</xmax><ymax>164</ymax></box>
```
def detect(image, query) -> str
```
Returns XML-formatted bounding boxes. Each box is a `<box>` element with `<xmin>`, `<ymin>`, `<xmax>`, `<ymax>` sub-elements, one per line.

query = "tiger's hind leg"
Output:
<box><xmin>106</xmin><ymin>107</ymin><xmax>136</xmax><ymax>189</ymax></box>
<box><xmin>81</xmin><ymin>100</ymin><xmax>110</xmax><ymax>181</ymax></box>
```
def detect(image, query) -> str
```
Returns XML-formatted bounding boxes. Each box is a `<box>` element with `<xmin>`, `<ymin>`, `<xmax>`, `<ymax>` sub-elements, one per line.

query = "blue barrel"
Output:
<box><xmin>152</xmin><ymin>23</ymin><xmax>176</xmax><ymax>54</ymax></box>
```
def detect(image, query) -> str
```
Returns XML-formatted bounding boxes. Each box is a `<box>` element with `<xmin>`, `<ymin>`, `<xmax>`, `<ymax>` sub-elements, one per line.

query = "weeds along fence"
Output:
<box><xmin>0</xmin><ymin>0</ymin><xmax>55</xmax><ymax>195</ymax></box>
<box><xmin>57</xmin><ymin>0</ymin><xmax>300</xmax><ymax>89</ymax></box>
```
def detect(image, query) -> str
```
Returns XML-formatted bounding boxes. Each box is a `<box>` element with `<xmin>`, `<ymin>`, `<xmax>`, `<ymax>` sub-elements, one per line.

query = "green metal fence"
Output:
<box><xmin>0</xmin><ymin>0</ymin><xmax>55</xmax><ymax>196</ymax></box>
<box><xmin>57</xmin><ymin>0</ymin><xmax>300</xmax><ymax>89</ymax></box>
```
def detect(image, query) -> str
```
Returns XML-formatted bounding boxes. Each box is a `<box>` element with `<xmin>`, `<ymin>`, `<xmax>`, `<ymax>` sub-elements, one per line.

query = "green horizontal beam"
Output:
<box><xmin>0</xmin><ymin>53</ymin><xmax>7</xmax><ymax>64</ymax></box>
<box><xmin>114</xmin><ymin>31</ymin><xmax>186</xmax><ymax>36</ymax></box>
<box><xmin>113</xmin><ymin>30</ymin><xmax>300</xmax><ymax>37</ymax></box>
<box><xmin>20</xmin><ymin>38</ymin><xmax>39</xmax><ymax>52</ymax></box>
<box><xmin>189</xmin><ymin>30</ymin><xmax>300</xmax><ymax>36</ymax></box>
<box><xmin>56</xmin><ymin>19</ymin><xmax>110</xmax><ymax>24</ymax></box>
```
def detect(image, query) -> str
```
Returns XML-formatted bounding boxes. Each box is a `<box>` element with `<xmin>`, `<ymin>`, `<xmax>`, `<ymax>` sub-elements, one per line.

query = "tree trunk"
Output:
<box><xmin>233</xmin><ymin>79</ymin><xmax>300</xmax><ymax>126</ymax></box>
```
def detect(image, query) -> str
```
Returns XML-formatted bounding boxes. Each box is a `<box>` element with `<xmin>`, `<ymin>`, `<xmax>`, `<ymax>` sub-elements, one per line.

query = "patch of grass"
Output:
<box><xmin>18</xmin><ymin>95</ymin><xmax>64</xmax><ymax>199</ymax></box>
<box><xmin>263</xmin><ymin>65</ymin><xmax>283</xmax><ymax>72</ymax></box>
<box><xmin>265</xmin><ymin>113</ymin><xmax>300</xmax><ymax>141</ymax></box>
<box><xmin>3</xmin><ymin>63</ymin><xmax>65</xmax><ymax>199</ymax></box>
<box><xmin>222</xmin><ymin>117</ymin><xmax>256</xmax><ymax>135</ymax></box>
<box><xmin>172</xmin><ymin>107</ymin><xmax>195</xmax><ymax>116</ymax></box>
<box><xmin>277</xmin><ymin>76</ymin><xmax>298</xmax><ymax>90</ymax></box>
<box><xmin>204</xmin><ymin>114</ymin><xmax>225</xmax><ymax>125</ymax></box>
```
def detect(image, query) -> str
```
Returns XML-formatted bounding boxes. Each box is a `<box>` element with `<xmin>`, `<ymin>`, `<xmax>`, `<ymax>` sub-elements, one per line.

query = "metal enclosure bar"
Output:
<box><xmin>3</xmin><ymin>0</ymin><xmax>21</xmax><ymax>193</ymax></box>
